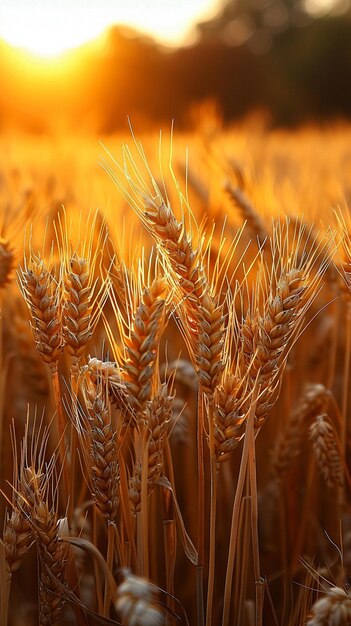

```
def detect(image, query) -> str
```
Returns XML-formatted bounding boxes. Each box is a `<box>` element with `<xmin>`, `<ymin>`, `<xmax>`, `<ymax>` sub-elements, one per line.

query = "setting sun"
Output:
<box><xmin>0</xmin><ymin>0</ymin><xmax>219</xmax><ymax>58</ymax></box>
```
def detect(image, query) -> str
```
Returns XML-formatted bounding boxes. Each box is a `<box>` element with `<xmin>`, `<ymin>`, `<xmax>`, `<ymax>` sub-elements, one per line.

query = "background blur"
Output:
<box><xmin>1</xmin><ymin>0</ymin><xmax>351</xmax><ymax>133</ymax></box>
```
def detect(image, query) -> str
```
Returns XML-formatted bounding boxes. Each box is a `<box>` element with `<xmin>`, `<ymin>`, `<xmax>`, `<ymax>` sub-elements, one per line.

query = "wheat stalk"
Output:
<box><xmin>129</xmin><ymin>384</ymin><xmax>173</xmax><ymax>513</ymax></box>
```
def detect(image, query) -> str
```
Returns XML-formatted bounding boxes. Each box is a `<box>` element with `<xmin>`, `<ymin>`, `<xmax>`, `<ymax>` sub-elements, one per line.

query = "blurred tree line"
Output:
<box><xmin>1</xmin><ymin>0</ymin><xmax>351</xmax><ymax>131</ymax></box>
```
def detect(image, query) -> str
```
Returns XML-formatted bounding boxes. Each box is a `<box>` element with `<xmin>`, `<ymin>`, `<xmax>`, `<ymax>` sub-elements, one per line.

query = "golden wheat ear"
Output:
<box><xmin>79</xmin><ymin>374</ymin><xmax>119</xmax><ymax>523</ymax></box>
<box><xmin>309</xmin><ymin>413</ymin><xmax>344</xmax><ymax>489</ymax></box>
<box><xmin>4</xmin><ymin>412</ymin><xmax>70</xmax><ymax>626</ymax></box>
<box><xmin>56</xmin><ymin>208</ymin><xmax>111</xmax><ymax>371</ymax></box>
<box><xmin>270</xmin><ymin>383</ymin><xmax>332</xmax><ymax>488</ymax></box>
<box><xmin>242</xmin><ymin>218</ymin><xmax>333</xmax><ymax>430</ymax></box>
<box><xmin>18</xmin><ymin>252</ymin><xmax>63</xmax><ymax>372</ymax></box>
<box><xmin>0</xmin><ymin>201</ymin><xmax>31</xmax><ymax>292</ymax></box>
<box><xmin>0</xmin><ymin>238</ymin><xmax>15</xmax><ymax>289</ymax></box>
<box><xmin>19</xmin><ymin>466</ymin><xmax>70</xmax><ymax>626</ymax></box>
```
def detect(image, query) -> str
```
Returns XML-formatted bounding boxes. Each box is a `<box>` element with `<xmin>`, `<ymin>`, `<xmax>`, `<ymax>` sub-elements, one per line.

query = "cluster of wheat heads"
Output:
<box><xmin>0</xmin><ymin>134</ymin><xmax>351</xmax><ymax>626</ymax></box>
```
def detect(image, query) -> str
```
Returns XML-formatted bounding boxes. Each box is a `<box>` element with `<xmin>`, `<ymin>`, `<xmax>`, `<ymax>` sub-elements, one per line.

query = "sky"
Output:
<box><xmin>0</xmin><ymin>0</ymin><xmax>222</xmax><ymax>57</ymax></box>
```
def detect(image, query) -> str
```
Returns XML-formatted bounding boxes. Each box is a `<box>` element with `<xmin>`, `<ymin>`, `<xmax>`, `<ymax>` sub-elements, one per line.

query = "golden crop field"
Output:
<box><xmin>0</xmin><ymin>123</ymin><xmax>351</xmax><ymax>626</ymax></box>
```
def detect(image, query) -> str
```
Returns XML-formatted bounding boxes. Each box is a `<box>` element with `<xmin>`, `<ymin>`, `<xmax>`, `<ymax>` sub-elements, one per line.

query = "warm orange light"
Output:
<box><xmin>0</xmin><ymin>0</ymin><xmax>220</xmax><ymax>59</ymax></box>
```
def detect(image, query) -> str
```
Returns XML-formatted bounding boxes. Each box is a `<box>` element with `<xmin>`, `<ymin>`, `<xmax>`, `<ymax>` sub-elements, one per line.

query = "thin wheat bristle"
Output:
<box><xmin>309</xmin><ymin>413</ymin><xmax>343</xmax><ymax>488</ymax></box>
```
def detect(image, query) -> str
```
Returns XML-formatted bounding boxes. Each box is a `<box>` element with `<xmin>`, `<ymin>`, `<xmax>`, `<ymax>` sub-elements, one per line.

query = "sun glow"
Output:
<box><xmin>0</xmin><ymin>0</ymin><xmax>219</xmax><ymax>59</ymax></box>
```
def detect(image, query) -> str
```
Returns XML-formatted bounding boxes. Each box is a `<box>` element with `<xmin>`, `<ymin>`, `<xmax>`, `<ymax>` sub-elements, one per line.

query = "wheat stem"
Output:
<box><xmin>103</xmin><ymin>521</ymin><xmax>116</xmax><ymax>617</ymax></box>
<box><xmin>341</xmin><ymin>302</ymin><xmax>351</xmax><ymax>462</ymax></box>
<box><xmin>196</xmin><ymin>389</ymin><xmax>205</xmax><ymax>626</ymax></box>
<box><xmin>222</xmin><ymin>383</ymin><xmax>259</xmax><ymax>626</ymax></box>
<box><xmin>247</xmin><ymin>402</ymin><xmax>263</xmax><ymax>626</ymax></box>
<box><xmin>162</xmin><ymin>436</ymin><xmax>176</xmax><ymax>620</ymax></box>
<box><xmin>206</xmin><ymin>398</ymin><xmax>217</xmax><ymax>626</ymax></box>
<box><xmin>92</xmin><ymin>506</ymin><xmax>104</xmax><ymax>614</ymax></box>
<box><xmin>51</xmin><ymin>370</ymin><xmax>69</xmax><ymax>502</ymax></box>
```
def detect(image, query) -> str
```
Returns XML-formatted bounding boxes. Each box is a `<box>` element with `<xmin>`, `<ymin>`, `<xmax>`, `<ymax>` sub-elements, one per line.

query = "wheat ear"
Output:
<box><xmin>81</xmin><ymin>378</ymin><xmax>119</xmax><ymax>522</ymax></box>
<box><xmin>270</xmin><ymin>383</ymin><xmax>331</xmax><ymax>486</ymax></box>
<box><xmin>122</xmin><ymin>276</ymin><xmax>168</xmax><ymax>418</ymax></box>
<box><xmin>307</xmin><ymin>587</ymin><xmax>351</xmax><ymax>625</ymax></box>
<box><xmin>213</xmin><ymin>373</ymin><xmax>247</xmax><ymax>463</ymax></box>
<box><xmin>309</xmin><ymin>413</ymin><xmax>343</xmax><ymax>488</ymax></box>
<box><xmin>0</xmin><ymin>238</ymin><xmax>15</xmax><ymax>288</ymax></box>
<box><xmin>224</xmin><ymin>179</ymin><xmax>268</xmax><ymax>247</ymax></box>
<box><xmin>18</xmin><ymin>254</ymin><xmax>62</xmax><ymax>372</ymax></box>
<box><xmin>19</xmin><ymin>466</ymin><xmax>69</xmax><ymax>626</ymax></box>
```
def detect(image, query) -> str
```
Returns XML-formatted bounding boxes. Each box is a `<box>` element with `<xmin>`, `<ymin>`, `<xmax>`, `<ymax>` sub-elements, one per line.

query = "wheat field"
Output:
<box><xmin>1</xmin><ymin>124</ymin><xmax>351</xmax><ymax>626</ymax></box>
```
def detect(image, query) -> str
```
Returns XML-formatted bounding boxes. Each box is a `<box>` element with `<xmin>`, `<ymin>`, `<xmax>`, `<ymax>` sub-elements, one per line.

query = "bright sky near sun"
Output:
<box><xmin>0</xmin><ymin>0</ymin><xmax>221</xmax><ymax>58</ymax></box>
